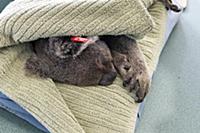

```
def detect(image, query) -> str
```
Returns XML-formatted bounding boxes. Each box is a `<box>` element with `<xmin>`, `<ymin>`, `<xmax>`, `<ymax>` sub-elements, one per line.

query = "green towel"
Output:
<box><xmin>0</xmin><ymin>0</ymin><xmax>167</xmax><ymax>133</ymax></box>
<box><xmin>0</xmin><ymin>0</ymin><xmax>155</xmax><ymax>47</ymax></box>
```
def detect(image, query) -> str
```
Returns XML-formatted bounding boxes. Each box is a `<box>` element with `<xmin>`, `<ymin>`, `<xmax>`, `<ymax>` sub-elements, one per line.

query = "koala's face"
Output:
<box><xmin>47</xmin><ymin>37</ymin><xmax>79</xmax><ymax>58</ymax></box>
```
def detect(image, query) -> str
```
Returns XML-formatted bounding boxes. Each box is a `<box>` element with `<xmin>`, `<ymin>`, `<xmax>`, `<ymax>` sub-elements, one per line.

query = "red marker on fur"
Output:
<box><xmin>71</xmin><ymin>36</ymin><xmax>89</xmax><ymax>43</ymax></box>
<box><xmin>71</xmin><ymin>36</ymin><xmax>99</xmax><ymax>58</ymax></box>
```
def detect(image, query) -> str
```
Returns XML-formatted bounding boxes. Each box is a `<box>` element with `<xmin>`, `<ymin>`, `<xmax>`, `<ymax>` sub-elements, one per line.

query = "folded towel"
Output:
<box><xmin>0</xmin><ymin>0</ymin><xmax>168</xmax><ymax>133</ymax></box>
<box><xmin>0</xmin><ymin>0</ymin><xmax>156</xmax><ymax>47</ymax></box>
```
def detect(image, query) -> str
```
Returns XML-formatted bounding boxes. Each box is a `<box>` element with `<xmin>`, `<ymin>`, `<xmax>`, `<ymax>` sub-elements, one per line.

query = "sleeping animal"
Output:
<box><xmin>26</xmin><ymin>36</ymin><xmax>118</xmax><ymax>86</ymax></box>
<box><xmin>25</xmin><ymin>0</ymin><xmax>180</xmax><ymax>103</ymax></box>
<box><xmin>25</xmin><ymin>35</ymin><xmax>150</xmax><ymax>103</ymax></box>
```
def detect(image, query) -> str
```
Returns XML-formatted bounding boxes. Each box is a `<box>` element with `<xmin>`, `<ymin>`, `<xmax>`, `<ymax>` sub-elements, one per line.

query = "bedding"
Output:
<box><xmin>0</xmin><ymin>0</ymin><xmax>183</xmax><ymax>133</ymax></box>
<box><xmin>0</xmin><ymin>8</ymin><xmax>182</xmax><ymax>133</ymax></box>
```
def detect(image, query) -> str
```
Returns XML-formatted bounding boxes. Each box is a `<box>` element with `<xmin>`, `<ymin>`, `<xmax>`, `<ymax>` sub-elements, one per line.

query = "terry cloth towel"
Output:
<box><xmin>0</xmin><ymin>0</ymin><xmax>173</xmax><ymax>133</ymax></box>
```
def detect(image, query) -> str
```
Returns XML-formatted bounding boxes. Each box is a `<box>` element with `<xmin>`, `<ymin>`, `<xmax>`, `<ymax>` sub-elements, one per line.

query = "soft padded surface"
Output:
<box><xmin>0</xmin><ymin>1</ymin><xmax>168</xmax><ymax>133</ymax></box>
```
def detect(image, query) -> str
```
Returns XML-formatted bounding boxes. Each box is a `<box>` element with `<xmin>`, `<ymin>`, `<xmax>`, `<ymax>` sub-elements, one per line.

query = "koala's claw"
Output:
<box><xmin>112</xmin><ymin>51</ymin><xmax>151</xmax><ymax>103</ymax></box>
<box><xmin>123</xmin><ymin>70</ymin><xmax>151</xmax><ymax>103</ymax></box>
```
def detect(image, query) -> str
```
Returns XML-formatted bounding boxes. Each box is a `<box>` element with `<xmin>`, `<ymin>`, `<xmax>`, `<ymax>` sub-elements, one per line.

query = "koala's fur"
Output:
<box><xmin>26</xmin><ymin>37</ymin><xmax>117</xmax><ymax>86</ymax></box>
<box><xmin>100</xmin><ymin>35</ymin><xmax>150</xmax><ymax>102</ymax></box>
<box><xmin>25</xmin><ymin>0</ymin><xmax>180</xmax><ymax>103</ymax></box>
<box><xmin>26</xmin><ymin>35</ymin><xmax>149</xmax><ymax>103</ymax></box>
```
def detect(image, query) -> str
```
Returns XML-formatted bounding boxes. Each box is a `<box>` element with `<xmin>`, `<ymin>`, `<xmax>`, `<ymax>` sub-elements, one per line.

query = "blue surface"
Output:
<box><xmin>0</xmin><ymin>92</ymin><xmax>49</xmax><ymax>133</ymax></box>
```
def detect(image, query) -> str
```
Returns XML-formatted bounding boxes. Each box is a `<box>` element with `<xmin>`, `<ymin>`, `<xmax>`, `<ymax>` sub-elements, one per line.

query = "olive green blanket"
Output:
<box><xmin>0</xmin><ymin>0</ymin><xmax>167</xmax><ymax>133</ymax></box>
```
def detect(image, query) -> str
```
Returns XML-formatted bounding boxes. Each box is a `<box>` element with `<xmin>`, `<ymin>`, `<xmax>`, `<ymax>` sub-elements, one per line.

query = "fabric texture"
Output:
<box><xmin>0</xmin><ymin>0</ymin><xmax>167</xmax><ymax>133</ymax></box>
<box><xmin>0</xmin><ymin>0</ymin><xmax>155</xmax><ymax>47</ymax></box>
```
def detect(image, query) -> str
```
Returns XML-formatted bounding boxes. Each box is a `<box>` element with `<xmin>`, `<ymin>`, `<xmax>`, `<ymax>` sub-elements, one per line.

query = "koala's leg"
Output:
<box><xmin>25</xmin><ymin>54</ymin><xmax>50</xmax><ymax>78</ymax></box>
<box><xmin>159</xmin><ymin>0</ymin><xmax>181</xmax><ymax>12</ymax></box>
<box><xmin>100</xmin><ymin>35</ymin><xmax>150</xmax><ymax>103</ymax></box>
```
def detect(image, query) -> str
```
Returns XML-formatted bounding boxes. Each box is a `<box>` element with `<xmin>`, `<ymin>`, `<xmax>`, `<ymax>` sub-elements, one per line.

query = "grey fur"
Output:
<box><xmin>25</xmin><ymin>37</ymin><xmax>117</xmax><ymax>86</ymax></box>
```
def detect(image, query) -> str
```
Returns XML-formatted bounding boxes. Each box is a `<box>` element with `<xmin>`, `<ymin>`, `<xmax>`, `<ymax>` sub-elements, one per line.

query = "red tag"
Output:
<box><xmin>71</xmin><ymin>36</ymin><xmax>89</xmax><ymax>43</ymax></box>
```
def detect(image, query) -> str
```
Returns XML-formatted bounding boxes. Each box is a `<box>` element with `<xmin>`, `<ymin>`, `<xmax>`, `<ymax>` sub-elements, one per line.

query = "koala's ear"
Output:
<box><xmin>95</xmin><ymin>57</ymin><xmax>105</xmax><ymax>71</ymax></box>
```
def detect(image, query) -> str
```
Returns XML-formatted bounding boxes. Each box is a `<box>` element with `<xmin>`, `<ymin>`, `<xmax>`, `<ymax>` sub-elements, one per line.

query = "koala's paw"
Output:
<box><xmin>111</xmin><ymin>50</ymin><xmax>151</xmax><ymax>102</ymax></box>
<box><xmin>123</xmin><ymin>68</ymin><xmax>151</xmax><ymax>103</ymax></box>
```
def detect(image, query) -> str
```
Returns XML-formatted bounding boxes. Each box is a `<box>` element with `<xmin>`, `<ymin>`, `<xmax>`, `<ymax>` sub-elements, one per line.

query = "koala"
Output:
<box><xmin>25</xmin><ymin>0</ymin><xmax>180</xmax><ymax>103</ymax></box>
<box><xmin>25</xmin><ymin>37</ymin><xmax>117</xmax><ymax>86</ymax></box>
<box><xmin>25</xmin><ymin>35</ymin><xmax>149</xmax><ymax>103</ymax></box>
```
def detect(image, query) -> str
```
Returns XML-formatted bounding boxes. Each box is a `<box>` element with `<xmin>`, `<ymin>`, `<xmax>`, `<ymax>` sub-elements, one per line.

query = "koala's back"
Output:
<box><xmin>52</xmin><ymin>41</ymin><xmax>109</xmax><ymax>85</ymax></box>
